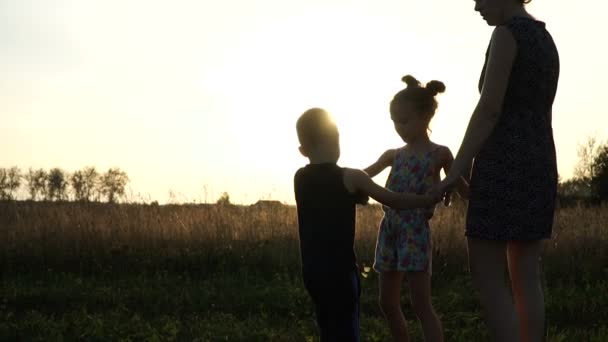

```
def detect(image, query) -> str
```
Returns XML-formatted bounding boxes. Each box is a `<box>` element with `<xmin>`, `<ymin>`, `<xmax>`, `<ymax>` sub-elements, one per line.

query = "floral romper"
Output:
<box><xmin>373</xmin><ymin>146</ymin><xmax>440</xmax><ymax>274</ymax></box>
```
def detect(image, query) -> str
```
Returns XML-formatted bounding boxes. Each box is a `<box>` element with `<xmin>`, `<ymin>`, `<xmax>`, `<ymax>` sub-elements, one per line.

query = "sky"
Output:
<box><xmin>1</xmin><ymin>0</ymin><xmax>607</xmax><ymax>204</ymax></box>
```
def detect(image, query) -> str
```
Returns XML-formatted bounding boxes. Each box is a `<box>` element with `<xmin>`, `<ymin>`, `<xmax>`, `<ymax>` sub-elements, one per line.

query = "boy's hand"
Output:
<box><xmin>428</xmin><ymin>192</ymin><xmax>443</xmax><ymax>205</ymax></box>
<box><xmin>441</xmin><ymin>191</ymin><xmax>452</xmax><ymax>207</ymax></box>
<box><xmin>418</xmin><ymin>192</ymin><xmax>443</xmax><ymax>207</ymax></box>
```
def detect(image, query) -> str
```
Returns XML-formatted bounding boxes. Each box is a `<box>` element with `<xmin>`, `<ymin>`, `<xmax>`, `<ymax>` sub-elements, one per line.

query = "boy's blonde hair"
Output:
<box><xmin>296</xmin><ymin>108</ymin><xmax>337</xmax><ymax>149</ymax></box>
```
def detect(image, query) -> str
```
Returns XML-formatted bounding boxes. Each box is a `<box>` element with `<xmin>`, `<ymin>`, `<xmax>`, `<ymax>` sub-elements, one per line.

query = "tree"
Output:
<box><xmin>7</xmin><ymin>167</ymin><xmax>22</xmax><ymax>200</ymax></box>
<box><xmin>557</xmin><ymin>178</ymin><xmax>591</xmax><ymax>206</ymax></box>
<box><xmin>571</xmin><ymin>136</ymin><xmax>608</xmax><ymax>203</ymax></box>
<box><xmin>99</xmin><ymin>168</ymin><xmax>129</xmax><ymax>203</ymax></box>
<box><xmin>25</xmin><ymin>168</ymin><xmax>48</xmax><ymax>201</ymax></box>
<box><xmin>558</xmin><ymin>178</ymin><xmax>591</xmax><ymax>198</ymax></box>
<box><xmin>71</xmin><ymin>170</ymin><xmax>86</xmax><ymax>201</ymax></box>
<box><xmin>591</xmin><ymin>144</ymin><xmax>608</xmax><ymax>202</ymax></box>
<box><xmin>0</xmin><ymin>169</ymin><xmax>7</xmax><ymax>199</ymax></box>
<box><xmin>47</xmin><ymin>168</ymin><xmax>68</xmax><ymax>201</ymax></box>
<box><xmin>82</xmin><ymin>167</ymin><xmax>100</xmax><ymax>201</ymax></box>
<box><xmin>71</xmin><ymin>166</ymin><xmax>99</xmax><ymax>201</ymax></box>
<box><xmin>216</xmin><ymin>192</ymin><xmax>231</xmax><ymax>205</ymax></box>
<box><xmin>0</xmin><ymin>167</ymin><xmax>21</xmax><ymax>200</ymax></box>
<box><xmin>573</xmin><ymin>136</ymin><xmax>600</xmax><ymax>191</ymax></box>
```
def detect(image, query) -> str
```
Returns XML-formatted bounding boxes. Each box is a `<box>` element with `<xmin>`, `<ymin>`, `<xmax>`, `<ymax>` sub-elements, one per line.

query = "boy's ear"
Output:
<box><xmin>299</xmin><ymin>145</ymin><xmax>308</xmax><ymax>157</ymax></box>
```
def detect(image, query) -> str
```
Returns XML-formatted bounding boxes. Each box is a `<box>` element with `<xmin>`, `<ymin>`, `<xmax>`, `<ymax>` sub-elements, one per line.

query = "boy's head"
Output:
<box><xmin>296</xmin><ymin>108</ymin><xmax>340</xmax><ymax>163</ymax></box>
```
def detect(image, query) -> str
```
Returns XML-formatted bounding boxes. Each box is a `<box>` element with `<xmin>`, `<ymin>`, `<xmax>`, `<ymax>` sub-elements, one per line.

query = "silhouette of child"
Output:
<box><xmin>294</xmin><ymin>107</ymin><xmax>441</xmax><ymax>341</ymax></box>
<box><xmin>365</xmin><ymin>76</ymin><xmax>468</xmax><ymax>342</ymax></box>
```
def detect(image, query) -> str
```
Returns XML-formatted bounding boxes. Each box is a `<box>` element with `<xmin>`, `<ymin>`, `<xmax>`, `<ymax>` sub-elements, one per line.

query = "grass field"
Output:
<box><xmin>1</xmin><ymin>200</ymin><xmax>607</xmax><ymax>341</ymax></box>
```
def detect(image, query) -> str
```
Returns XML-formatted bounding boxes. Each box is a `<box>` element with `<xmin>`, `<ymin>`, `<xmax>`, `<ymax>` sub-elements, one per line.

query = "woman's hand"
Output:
<box><xmin>430</xmin><ymin>175</ymin><xmax>459</xmax><ymax>207</ymax></box>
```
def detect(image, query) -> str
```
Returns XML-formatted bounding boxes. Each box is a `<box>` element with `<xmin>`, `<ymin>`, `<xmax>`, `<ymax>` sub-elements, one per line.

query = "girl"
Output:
<box><xmin>365</xmin><ymin>75</ymin><xmax>467</xmax><ymax>342</ymax></box>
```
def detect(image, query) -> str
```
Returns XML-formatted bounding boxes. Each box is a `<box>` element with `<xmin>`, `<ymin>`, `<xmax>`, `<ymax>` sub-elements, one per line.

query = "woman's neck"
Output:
<box><xmin>502</xmin><ymin>5</ymin><xmax>532</xmax><ymax>24</ymax></box>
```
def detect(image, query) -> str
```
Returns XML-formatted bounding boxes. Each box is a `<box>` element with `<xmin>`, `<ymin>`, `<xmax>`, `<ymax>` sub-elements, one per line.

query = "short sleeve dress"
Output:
<box><xmin>466</xmin><ymin>17</ymin><xmax>560</xmax><ymax>241</ymax></box>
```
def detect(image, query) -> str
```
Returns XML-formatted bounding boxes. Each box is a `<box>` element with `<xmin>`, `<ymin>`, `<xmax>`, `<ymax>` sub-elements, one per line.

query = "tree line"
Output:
<box><xmin>0</xmin><ymin>167</ymin><xmax>129</xmax><ymax>203</ymax></box>
<box><xmin>558</xmin><ymin>136</ymin><xmax>608</xmax><ymax>205</ymax></box>
<box><xmin>0</xmin><ymin>137</ymin><xmax>606</xmax><ymax>205</ymax></box>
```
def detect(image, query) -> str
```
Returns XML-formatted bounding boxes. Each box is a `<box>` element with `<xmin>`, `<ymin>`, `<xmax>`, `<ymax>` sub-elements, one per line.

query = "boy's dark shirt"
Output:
<box><xmin>294</xmin><ymin>163</ymin><xmax>368</xmax><ymax>288</ymax></box>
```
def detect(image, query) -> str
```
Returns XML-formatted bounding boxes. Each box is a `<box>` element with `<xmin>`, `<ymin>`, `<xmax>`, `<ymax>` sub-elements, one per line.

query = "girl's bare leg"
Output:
<box><xmin>467</xmin><ymin>237</ymin><xmax>518</xmax><ymax>342</ymax></box>
<box><xmin>379</xmin><ymin>271</ymin><xmax>409</xmax><ymax>342</ymax></box>
<box><xmin>507</xmin><ymin>240</ymin><xmax>545</xmax><ymax>342</ymax></box>
<box><xmin>407</xmin><ymin>271</ymin><xmax>444</xmax><ymax>342</ymax></box>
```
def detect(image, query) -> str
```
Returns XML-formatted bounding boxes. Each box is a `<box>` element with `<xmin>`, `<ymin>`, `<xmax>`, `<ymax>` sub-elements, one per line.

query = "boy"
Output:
<box><xmin>294</xmin><ymin>108</ymin><xmax>441</xmax><ymax>341</ymax></box>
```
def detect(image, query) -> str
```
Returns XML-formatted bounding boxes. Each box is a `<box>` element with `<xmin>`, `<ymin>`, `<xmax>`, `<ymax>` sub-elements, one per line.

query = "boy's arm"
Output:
<box><xmin>364</xmin><ymin>149</ymin><xmax>395</xmax><ymax>178</ymax></box>
<box><xmin>344</xmin><ymin>168</ymin><xmax>440</xmax><ymax>209</ymax></box>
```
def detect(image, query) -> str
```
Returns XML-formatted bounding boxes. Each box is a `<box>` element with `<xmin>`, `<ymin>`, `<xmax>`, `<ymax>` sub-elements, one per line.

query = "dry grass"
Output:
<box><xmin>1</xmin><ymin>200</ymin><xmax>607</xmax><ymax>277</ymax></box>
<box><xmin>2</xmin><ymin>200</ymin><xmax>606</xmax><ymax>341</ymax></box>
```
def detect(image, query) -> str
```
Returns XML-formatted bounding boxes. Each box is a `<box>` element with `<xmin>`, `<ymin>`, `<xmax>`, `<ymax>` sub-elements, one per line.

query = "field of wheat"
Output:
<box><xmin>2</xmin><ymin>200</ymin><xmax>607</xmax><ymax>341</ymax></box>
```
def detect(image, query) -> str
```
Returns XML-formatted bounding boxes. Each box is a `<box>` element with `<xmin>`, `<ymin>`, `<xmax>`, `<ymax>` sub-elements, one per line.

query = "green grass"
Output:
<box><xmin>1</xmin><ymin>201</ymin><xmax>607</xmax><ymax>340</ymax></box>
<box><xmin>3</xmin><ymin>267</ymin><xmax>607</xmax><ymax>341</ymax></box>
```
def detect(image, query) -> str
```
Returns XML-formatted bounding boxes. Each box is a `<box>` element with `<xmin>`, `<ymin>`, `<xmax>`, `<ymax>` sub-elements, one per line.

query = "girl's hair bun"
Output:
<box><xmin>425</xmin><ymin>80</ymin><xmax>446</xmax><ymax>96</ymax></box>
<box><xmin>402</xmin><ymin>75</ymin><xmax>421</xmax><ymax>88</ymax></box>
<box><xmin>391</xmin><ymin>74</ymin><xmax>445</xmax><ymax>120</ymax></box>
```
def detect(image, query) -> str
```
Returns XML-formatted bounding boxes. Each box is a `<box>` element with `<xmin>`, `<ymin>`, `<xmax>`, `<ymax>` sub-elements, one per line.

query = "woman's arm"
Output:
<box><xmin>344</xmin><ymin>168</ymin><xmax>439</xmax><ymax>209</ymax></box>
<box><xmin>447</xmin><ymin>26</ymin><xmax>517</xmax><ymax>183</ymax></box>
<box><xmin>364</xmin><ymin>149</ymin><xmax>395</xmax><ymax>178</ymax></box>
<box><xmin>441</xmin><ymin>147</ymin><xmax>470</xmax><ymax>200</ymax></box>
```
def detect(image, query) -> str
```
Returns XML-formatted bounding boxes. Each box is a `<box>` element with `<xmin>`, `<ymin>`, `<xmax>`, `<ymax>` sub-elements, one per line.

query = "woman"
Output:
<box><xmin>435</xmin><ymin>0</ymin><xmax>559</xmax><ymax>341</ymax></box>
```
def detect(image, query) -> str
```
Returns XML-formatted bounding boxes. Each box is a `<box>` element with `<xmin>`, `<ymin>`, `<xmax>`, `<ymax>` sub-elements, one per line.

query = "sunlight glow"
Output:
<box><xmin>1</xmin><ymin>0</ymin><xmax>607</xmax><ymax>204</ymax></box>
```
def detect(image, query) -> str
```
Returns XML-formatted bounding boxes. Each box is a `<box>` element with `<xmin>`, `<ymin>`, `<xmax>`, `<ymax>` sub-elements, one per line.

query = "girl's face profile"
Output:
<box><xmin>391</xmin><ymin>101</ymin><xmax>427</xmax><ymax>143</ymax></box>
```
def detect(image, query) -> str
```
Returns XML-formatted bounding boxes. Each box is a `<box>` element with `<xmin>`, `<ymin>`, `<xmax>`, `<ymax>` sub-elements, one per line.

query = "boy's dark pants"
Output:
<box><xmin>305</xmin><ymin>270</ymin><xmax>361</xmax><ymax>342</ymax></box>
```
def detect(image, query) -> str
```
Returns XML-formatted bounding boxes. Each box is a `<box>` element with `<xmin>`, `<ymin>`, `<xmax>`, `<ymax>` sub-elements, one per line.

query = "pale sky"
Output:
<box><xmin>1</xmin><ymin>0</ymin><xmax>607</xmax><ymax>204</ymax></box>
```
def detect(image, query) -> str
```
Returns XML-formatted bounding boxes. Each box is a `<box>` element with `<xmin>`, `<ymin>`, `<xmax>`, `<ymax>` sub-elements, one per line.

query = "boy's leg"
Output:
<box><xmin>379</xmin><ymin>271</ymin><xmax>409</xmax><ymax>342</ymax></box>
<box><xmin>313</xmin><ymin>270</ymin><xmax>361</xmax><ymax>342</ymax></box>
<box><xmin>507</xmin><ymin>240</ymin><xmax>545</xmax><ymax>342</ymax></box>
<box><xmin>467</xmin><ymin>237</ymin><xmax>518</xmax><ymax>342</ymax></box>
<box><xmin>407</xmin><ymin>271</ymin><xmax>444</xmax><ymax>342</ymax></box>
<box><xmin>312</xmin><ymin>300</ymin><xmax>330</xmax><ymax>342</ymax></box>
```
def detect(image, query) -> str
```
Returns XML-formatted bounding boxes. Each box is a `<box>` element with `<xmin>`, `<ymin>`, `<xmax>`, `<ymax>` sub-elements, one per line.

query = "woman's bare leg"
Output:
<box><xmin>467</xmin><ymin>237</ymin><xmax>518</xmax><ymax>342</ymax></box>
<box><xmin>379</xmin><ymin>271</ymin><xmax>409</xmax><ymax>342</ymax></box>
<box><xmin>507</xmin><ymin>240</ymin><xmax>545</xmax><ymax>342</ymax></box>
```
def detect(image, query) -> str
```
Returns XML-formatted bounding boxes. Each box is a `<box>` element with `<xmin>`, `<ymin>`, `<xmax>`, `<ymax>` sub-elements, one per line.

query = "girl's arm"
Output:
<box><xmin>445</xmin><ymin>26</ymin><xmax>517</xmax><ymax>185</ymax></box>
<box><xmin>344</xmin><ymin>168</ymin><xmax>440</xmax><ymax>209</ymax></box>
<box><xmin>364</xmin><ymin>149</ymin><xmax>395</xmax><ymax>178</ymax></box>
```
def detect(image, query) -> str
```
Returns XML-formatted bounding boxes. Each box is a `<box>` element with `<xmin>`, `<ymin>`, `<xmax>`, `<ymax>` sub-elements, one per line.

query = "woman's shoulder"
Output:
<box><xmin>499</xmin><ymin>16</ymin><xmax>547</xmax><ymax>39</ymax></box>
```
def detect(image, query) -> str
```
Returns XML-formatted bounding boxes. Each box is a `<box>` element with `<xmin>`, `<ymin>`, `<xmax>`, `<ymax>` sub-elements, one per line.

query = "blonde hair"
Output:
<box><xmin>296</xmin><ymin>108</ymin><xmax>336</xmax><ymax>149</ymax></box>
